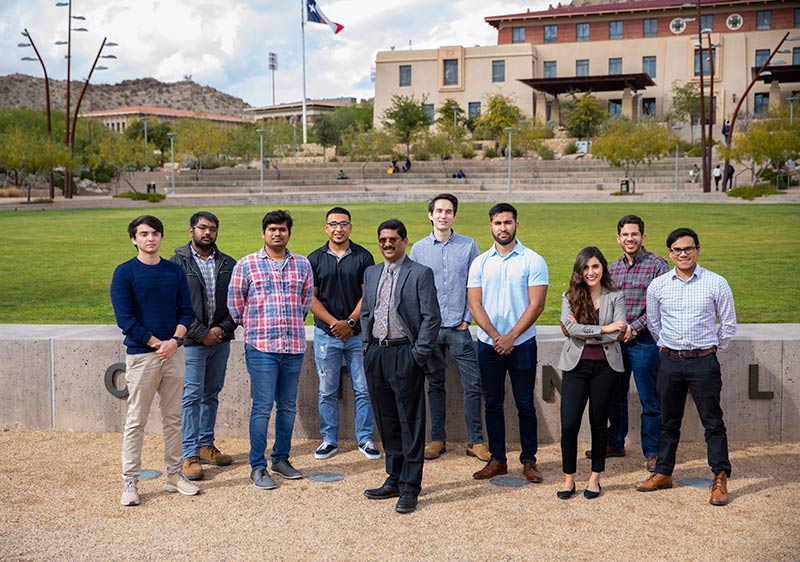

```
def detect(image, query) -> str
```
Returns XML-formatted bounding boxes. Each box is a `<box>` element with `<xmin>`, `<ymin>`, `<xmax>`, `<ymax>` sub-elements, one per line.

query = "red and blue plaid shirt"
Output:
<box><xmin>227</xmin><ymin>248</ymin><xmax>313</xmax><ymax>354</ymax></box>
<box><xmin>609</xmin><ymin>248</ymin><xmax>669</xmax><ymax>334</ymax></box>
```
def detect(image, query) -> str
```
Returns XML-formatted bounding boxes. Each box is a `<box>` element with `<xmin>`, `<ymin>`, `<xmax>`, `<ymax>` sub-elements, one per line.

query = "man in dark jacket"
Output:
<box><xmin>171</xmin><ymin>211</ymin><xmax>237</xmax><ymax>480</ymax></box>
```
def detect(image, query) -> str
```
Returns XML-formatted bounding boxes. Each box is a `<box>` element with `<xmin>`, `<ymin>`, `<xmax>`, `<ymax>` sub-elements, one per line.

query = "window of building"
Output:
<box><xmin>701</xmin><ymin>14</ymin><xmax>714</xmax><ymax>32</ymax></box>
<box><xmin>576</xmin><ymin>23</ymin><xmax>590</xmax><ymax>41</ymax></box>
<box><xmin>423</xmin><ymin>104</ymin><xmax>435</xmax><ymax>121</ymax></box>
<box><xmin>642</xmin><ymin>56</ymin><xmax>656</xmax><ymax>78</ymax></box>
<box><xmin>643</xmin><ymin>18</ymin><xmax>657</xmax><ymax>37</ymax></box>
<box><xmin>642</xmin><ymin>98</ymin><xmax>656</xmax><ymax>118</ymax></box>
<box><xmin>693</xmin><ymin>48</ymin><xmax>716</xmax><ymax>76</ymax></box>
<box><xmin>795</xmin><ymin>8</ymin><xmax>800</xmax><ymax>27</ymax></box>
<box><xmin>609</xmin><ymin>21</ymin><xmax>623</xmax><ymax>40</ymax></box>
<box><xmin>576</xmin><ymin>59</ymin><xmax>590</xmax><ymax>77</ymax></box>
<box><xmin>756</xmin><ymin>10</ymin><xmax>772</xmax><ymax>30</ymax></box>
<box><xmin>544</xmin><ymin>25</ymin><xmax>557</xmax><ymax>43</ymax></box>
<box><xmin>608</xmin><ymin>57</ymin><xmax>622</xmax><ymax>75</ymax></box>
<box><xmin>543</xmin><ymin>60</ymin><xmax>557</xmax><ymax>78</ymax></box>
<box><xmin>546</xmin><ymin>100</ymin><xmax>553</xmax><ymax>121</ymax></box>
<box><xmin>794</xmin><ymin>47</ymin><xmax>800</xmax><ymax>66</ymax></box>
<box><xmin>512</xmin><ymin>27</ymin><xmax>526</xmax><ymax>43</ymax></box>
<box><xmin>443</xmin><ymin>59</ymin><xmax>458</xmax><ymax>86</ymax></box>
<box><xmin>468</xmin><ymin>102</ymin><xmax>481</xmax><ymax>119</ymax></box>
<box><xmin>492</xmin><ymin>60</ymin><xmax>505</xmax><ymax>83</ymax></box>
<box><xmin>755</xmin><ymin>49</ymin><xmax>770</xmax><ymax>68</ymax></box>
<box><xmin>609</xmin><ymin>99</ymin><xmax>622</xmax><ymax>116</ymax></box>
<box><xmin>754</xmin><ymin>93</ymin><xmax>769</xmax><ymax>115</ymax></box>
<box><xmin>399</xmin><ymin>65</ymin><xmax>411</xmax><ymax>87</ymax></box>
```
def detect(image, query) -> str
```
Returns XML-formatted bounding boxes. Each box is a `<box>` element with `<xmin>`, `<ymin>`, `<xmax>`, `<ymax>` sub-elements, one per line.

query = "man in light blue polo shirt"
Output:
<box><xmin>467</xmin><ymin>203</ymin><xmax>549</xmax><ymax>483</ymax></box>
<box><xmin>409</xmin><ymin>193</ymin><xmax>488</xmax><ymax>463</ymax></box>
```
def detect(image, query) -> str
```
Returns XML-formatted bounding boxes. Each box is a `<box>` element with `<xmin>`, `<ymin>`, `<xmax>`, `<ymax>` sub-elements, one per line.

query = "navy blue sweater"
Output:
<box><xmin>110</xmin><ymin>257</ymin><xmax>194</xmax><ymax>354</ymax></box>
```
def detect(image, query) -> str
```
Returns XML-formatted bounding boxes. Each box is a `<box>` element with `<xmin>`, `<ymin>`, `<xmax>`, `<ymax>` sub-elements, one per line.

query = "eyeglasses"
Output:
<box><xmin>669</xmin><ymin>245</ymin><xmax>697</xmax><ymax>255</ymax></box>
<box><xmin>379</xmin><ymin>236</ymin><xmax>401</xmax><ymax>244</ymax></box>
<box><xmin>326</xmin><ymin>221</ymin><xmax>351</xmax><ymax>229</ymax></box>
<box><xmin>193</xmin><ymin>225</ymin><xmax>218</xmax><ymax>233</ymax></box>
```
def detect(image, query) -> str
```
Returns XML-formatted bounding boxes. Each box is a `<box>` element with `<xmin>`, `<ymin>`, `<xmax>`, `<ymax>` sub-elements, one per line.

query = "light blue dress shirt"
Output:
<box><xmin>467</xmin><ymin>240</ymin><xmax>549</xmax><ymax>346</ymax></box>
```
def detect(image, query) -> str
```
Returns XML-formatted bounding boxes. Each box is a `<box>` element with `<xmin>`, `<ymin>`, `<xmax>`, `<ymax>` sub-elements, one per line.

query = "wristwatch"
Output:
<box><xmin>172</xmin><ymin>336</ymin><xmax>184</xmax><ymax>347</ymax></box>
<box><xmin>346</xmin><ymin>318</ymin><xmax>357</xmax><ymax>329</ymax></box>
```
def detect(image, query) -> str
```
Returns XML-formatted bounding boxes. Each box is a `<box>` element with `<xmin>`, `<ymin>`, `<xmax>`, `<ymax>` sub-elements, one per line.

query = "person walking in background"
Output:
<box><xmin>111</xmin><ymin>215</ymin><xmax>198</xmax><ymax>506</ymax></box>
<box><xmin>558</xmin><ymin>247</ymin><xmax>626</xmax><ymax>500</ymax></box>
<box><xmin>725</xmin><ymin>163</ymin><xmax>735</xmax><ymax>190</ymax></box>
<box><xmin>713</xmin><ymin>165</ymin><xmax>722</xmax><ymax>191</ymax></box>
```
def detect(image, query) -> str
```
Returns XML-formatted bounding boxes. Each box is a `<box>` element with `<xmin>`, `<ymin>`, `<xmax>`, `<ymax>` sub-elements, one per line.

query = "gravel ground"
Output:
<box><xmin>1</xmin><ymin>430</ymin><xmax>798</xmax><ymax>561</ymax></box>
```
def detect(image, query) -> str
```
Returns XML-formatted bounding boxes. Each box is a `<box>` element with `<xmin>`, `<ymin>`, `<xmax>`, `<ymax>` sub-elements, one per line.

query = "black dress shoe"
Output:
<box><xmin>395</xmin><ymin>493</ymin><xmax>418</xmax><ymax>513</ymax></box>
<box><xmin>364</xmin><ymin>483</ymin><xmax>400</xmax><ymax>500</ymax></box>
<box><xmin>556</xmin><ymin>485</ymin><xmax>576</xmax><ymax>500</ymax></box>
<box><xmin>584</xmin><ymin>485</ymin><xmax>602</xmax><ymax>499</ymax></box>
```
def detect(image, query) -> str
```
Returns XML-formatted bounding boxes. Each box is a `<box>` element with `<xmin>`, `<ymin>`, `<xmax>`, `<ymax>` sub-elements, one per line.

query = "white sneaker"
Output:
<box><xmin>164</xmin><ymin>472</ymin><xmax>200</xmax><ymax>496</ymax></box>
<box><xmin>359</xmin><ymin>441</ymin><xmax>381</xmax><ymax>460</ymax></box>
<box><xmin>120</xmin><ymin>478</ymin><xmax>140</xmax><ymax>506</ymax></box>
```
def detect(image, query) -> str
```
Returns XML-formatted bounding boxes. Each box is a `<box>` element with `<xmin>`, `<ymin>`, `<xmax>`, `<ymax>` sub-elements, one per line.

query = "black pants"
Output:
<box><xmin>364</xmin><ymin>343</ymin><xmax>426</xmax><ymax>496</ymax></box>
<box><xmin>655</xmin><ymin>352</ymin><xmax>731</xmax><ymax>477</ymax></box>
<box><xmin>560</xmin><ymin>359</ymin><xmax>619</xmax><ymax>474</ymax></box>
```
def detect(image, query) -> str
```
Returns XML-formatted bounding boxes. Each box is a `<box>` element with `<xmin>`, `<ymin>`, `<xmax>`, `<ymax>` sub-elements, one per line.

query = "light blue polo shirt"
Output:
<box><xmin>467</xmin><ymin>239</ymin><xmax>549</xmax><ymax>346</ymax></box>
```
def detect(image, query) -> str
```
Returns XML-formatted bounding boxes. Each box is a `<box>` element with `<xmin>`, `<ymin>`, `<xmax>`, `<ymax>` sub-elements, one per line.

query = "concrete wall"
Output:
<box><xmin>1</xmin><ymin>324</ymin><xmax>798</xmax><ymax>444</ymax></box>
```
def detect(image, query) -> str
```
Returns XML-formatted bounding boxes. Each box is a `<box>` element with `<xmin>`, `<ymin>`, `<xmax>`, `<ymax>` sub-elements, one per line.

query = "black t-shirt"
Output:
<box><xmin>307</xmin><ymin>241</ymin><xmax>375</xmax><ymax>336</ymax></box>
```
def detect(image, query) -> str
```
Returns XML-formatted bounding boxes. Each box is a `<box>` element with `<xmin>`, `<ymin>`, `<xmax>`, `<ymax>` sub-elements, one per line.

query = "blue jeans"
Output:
<box><xmin>607</xmin><ymin>331</ymin><xmax>661</xmax><ymax>457</ymax></box>
<box><xmin>244</xmin><ymin>344</ymin><xmax>304</xmax><ymax>469</ymax></box>
<box><xmin>478</xmin><ymin>338</ymin><xmax>539</xmax><ymax>464</ymax></box>
<box><xmin>181</xmin><ymin>341</ymin><xmax>231</xmax><ymax>459</ymax></box>
<box><xmin>313</xmin><ymin>327</ymin><xmax>375</xmax><ymax>446</ymax></box>
<box><xmin>427</xmin><ymin>327</ymin><xmax>484</xmax><ymax>444</ymax></box>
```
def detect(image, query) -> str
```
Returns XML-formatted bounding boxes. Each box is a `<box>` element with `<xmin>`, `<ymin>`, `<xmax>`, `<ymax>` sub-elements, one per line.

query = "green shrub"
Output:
<box><xmin>511</xmin><ymin>147</ymin><xmax>526</xmax><ymax>158</ymax></box>
<box><xmin>113</xmin><ymin>191</ymin><xmax>166</xmax><ymax>202</ymax></box>
<box><xmin>459</xmin><ymin>146</ymin><xmax>477</xmax><ymax>159</ymax></box>
<box><xmin>686</xmin><ymin>146</ymin><xmax>702</xmax><ymax>157</ymax></box>
<box><xmin>538</xmin><ymin>146</ymin><xmax>555</xmax><ymax>160</ymax></box>
<box><xmin>484</xmin><ymin>147</ymin><xmax>498</xmax><ymax>158</ymax></box>
<box><xmin>328</xmin><ymin>156</ymin><xmax>339</xmax><ymax>163</ymax></box>
<box><xmin>727</xmin><ymin>186</ymin><xmax>784</xmax><ymax>200</ymax></box>
<box><xmin>32</xmin><ymin>198</ymin><xmax>53</xmax><ymax>203</ymax></box>
<box><xmin>564</xmin><ymin>142</ymin><xmax>578</xmax><ymax>155</ymax></box>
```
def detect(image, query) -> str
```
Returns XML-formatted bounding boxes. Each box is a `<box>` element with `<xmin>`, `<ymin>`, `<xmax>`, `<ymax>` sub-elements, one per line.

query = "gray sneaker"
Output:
<box><xmin>164</xmin><ymin>472</ymin><xmax>200</xmax><ymax>496</ymax></box>
<box><xmin>271</xmin><ymin>458</ymin><xmax>303</xmax><ymax>480</ymax></box>
<box><xmin>120</xmin><ymin>478</ymin><xmax>139</xmax><ymax>506</ymax></box>
<box><xmin>250</xmin><ymin>468</ymin><xmax>277</xmax><ymax>490</ymax></box>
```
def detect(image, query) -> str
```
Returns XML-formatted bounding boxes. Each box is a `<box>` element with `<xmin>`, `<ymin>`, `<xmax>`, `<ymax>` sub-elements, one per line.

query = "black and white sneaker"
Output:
<box><xmin>315</xmin><ymin>441</ymin><xmax>339</xmax><ymax>460</ymax></box>
<box><xmin>359</xmin><ymin>441</ymin><xmax>381</xmax><ymax>460</ymax></box>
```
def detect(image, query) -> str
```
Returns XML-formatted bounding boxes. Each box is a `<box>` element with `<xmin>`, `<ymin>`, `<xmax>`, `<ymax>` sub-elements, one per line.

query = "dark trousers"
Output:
<box><xmin>364</xmin><ymin>343</ymin><xmax>426</xmax><ymax>496</ymax></box>
<box><xmin>560</xmin><ymin>359</ymin><xmax>619</xmax><ymax>474</ymax></box>
<box><xmin>477</xmin><ymin>338</ymin><xmax>539</xmax><ymax>464</ymax></box>
<box><xmin>655</xmin><ymin>352</ymin><xmax>731</xmax><ymax>477</ymax></box>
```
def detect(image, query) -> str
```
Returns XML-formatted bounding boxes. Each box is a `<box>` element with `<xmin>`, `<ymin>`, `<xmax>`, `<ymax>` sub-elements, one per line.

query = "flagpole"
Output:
<box><xmin>301</xmin><ymin>0</ymin><xmax>308</xmax><ymax>144</ymax></box>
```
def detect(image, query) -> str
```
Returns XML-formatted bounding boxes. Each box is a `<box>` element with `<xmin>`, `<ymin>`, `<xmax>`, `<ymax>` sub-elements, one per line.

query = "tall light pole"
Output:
<box><xmin>141</xmin><ymin>115</ymin><xmax>149</xmax><ymax>159</ymax></box>
<box><xmin>268</xmin><ymin>52</ymin><xmax>277</xmax><ymax>106</ymax></box>
<box><xmin>167</xmin><ymin>132</ymin><xmax>176</xmax><ymax>195</ymax></box>
<box><xmin>788</xmin><ymin>96</ymin><xmax>798</xmax><ymax>125</ymax></box>
<box><xmin>671</xmin><ymin>125</ymin><xmax>683</xmax><ymax>192</ymax></box>
<box><xmin>256</xmin><ymin>128</ymin><xmax>265</xmax><ymax>197</ymax></box>
<box><xmin>505</xmin><ymin>127</ymin><xmax>514</xmax><ymax>194</ymax></box>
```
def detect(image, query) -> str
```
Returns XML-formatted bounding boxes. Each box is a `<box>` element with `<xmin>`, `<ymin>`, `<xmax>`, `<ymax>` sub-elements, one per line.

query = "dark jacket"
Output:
<box><xmin>170</xmin><ymin>242</ymin><xmax>237</xmax><ymax>346</ymax></box>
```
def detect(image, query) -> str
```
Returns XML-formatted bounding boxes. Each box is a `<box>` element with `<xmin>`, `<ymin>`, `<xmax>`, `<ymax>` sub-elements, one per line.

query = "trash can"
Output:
<box><xmin>146</xmin><ymin>182</ymin><xmax>156</xmax><ymax>193</ymax></box>
<box><xmin>619</xmin><ymin>179</ymin><xmax>629</xmax><ymax>193</ymax></box>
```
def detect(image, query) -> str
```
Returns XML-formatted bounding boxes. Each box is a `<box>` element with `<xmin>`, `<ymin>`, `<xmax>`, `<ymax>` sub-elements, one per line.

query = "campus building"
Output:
<box><xmin>373</xmin><ymin>0</ymin><xmax>800</xmax><ymax>128</ymax></box>
<box><xmin>245</xmin><ymin>98</ymin><xmax>357</xmax><ymax>126</ymax></box>
<box><xmin>81</xmin><ymin>106</ymin><xmax>252</xmax><ymax>132</ymax></box>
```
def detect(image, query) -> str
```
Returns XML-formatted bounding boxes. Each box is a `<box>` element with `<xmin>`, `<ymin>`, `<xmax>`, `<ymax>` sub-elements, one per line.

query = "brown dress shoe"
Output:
<box><xmin>522</xmin><ymin>461</ymin><xmax>543</xmax><ymax>483</ymax></box>
<box><xmin>424</xmin><ymin>440</ymin><xmax>446</xmax><ymax>460</ymax></box>
<box><xmin>645</xmin><ymin>456</ymin><xmax>657</xmax><ymax>472</ymax></box>
<box><xmin>466</xmin><ymin>443</ymin><xmax>490</xmax><ymax>462</ymax></box>
<box><xmin>200</xmin><ymin>445</ymin><xmax>233</xmax><ymax>466</ymax></box>
<box><xmin>473</xmin><ymin>460</ymin><xmax>508</xmax><ymax>480</ymax></box>
<box><xmin>636</xmin><ymin>472</ymin><xmax>673</xmax><ymax>492</ymax></box>
<box><xmin>183</xmin><ymin>456</ymin><xmax>204</xmax><ymax>481</ymax></box>
<box><xmin>709</xmin><ymin>472</ymin><xmax>729</xmax><ymax>506</ymax></box>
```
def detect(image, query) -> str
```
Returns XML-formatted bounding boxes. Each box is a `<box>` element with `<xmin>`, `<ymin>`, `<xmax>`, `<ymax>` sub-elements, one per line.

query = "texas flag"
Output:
<box><xmin>307</xmin><ymin>0</ymin><xmax>344</xmax><ymax>34</ymax></box>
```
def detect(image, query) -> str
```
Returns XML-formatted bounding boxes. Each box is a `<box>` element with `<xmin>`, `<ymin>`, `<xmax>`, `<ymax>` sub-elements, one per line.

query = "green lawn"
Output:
<box><xmin>1</xmin><ymin>203</ymin><xmax>798</xmax><ymax>324</ymax></box>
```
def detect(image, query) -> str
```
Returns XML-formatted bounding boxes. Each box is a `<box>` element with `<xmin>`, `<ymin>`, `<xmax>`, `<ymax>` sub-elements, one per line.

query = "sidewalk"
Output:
<box><xmin>1</xmin><ymin>429</ymin><xmax>798</xmax><ymax>561</ymax></box>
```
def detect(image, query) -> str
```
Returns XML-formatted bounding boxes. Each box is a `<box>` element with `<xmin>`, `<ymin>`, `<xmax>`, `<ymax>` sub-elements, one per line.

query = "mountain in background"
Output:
<box><xmin>0</xmin><ymin>74</ymin><xmax>252</xmax><ymax>117</ymax></box>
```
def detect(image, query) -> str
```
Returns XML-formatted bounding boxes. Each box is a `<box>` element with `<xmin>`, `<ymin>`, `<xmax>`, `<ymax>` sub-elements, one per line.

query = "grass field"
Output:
<box><xmin>1</xmin><ymin>202</ymin><xmax>798</xmax><ymax>324</ymax></box>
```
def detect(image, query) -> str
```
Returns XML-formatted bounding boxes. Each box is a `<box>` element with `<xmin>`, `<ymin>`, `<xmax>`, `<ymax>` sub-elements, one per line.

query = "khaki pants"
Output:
<box><xmin>121</xmin><ymin>351</ymin><xmax>184</xmax><ymax>479</ymax></box>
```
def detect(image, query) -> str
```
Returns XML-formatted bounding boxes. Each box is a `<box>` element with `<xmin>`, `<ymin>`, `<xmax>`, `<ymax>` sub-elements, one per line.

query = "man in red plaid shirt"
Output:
<box><xmin>227</xmin><ymin>210</ymin><xmax>314</xmax><ymax>490</ymax></box>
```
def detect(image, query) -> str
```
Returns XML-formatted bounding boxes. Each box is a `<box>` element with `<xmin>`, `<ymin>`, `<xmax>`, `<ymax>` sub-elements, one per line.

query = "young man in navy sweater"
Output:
<box><xmin>111</xmin><ymin>215</ymin><xmax>198</xmax><ymax>506</ymax></box>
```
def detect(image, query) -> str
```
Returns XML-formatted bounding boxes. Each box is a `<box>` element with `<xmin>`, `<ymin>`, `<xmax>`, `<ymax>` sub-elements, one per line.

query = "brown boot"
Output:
<box><xmin>645</xmin><ymin>456</ymin><xmax>657</xmax><ymax>472</ymax></box>
<box><xmin>522</xmin><ymin>461</ymin><xmax>543</xmax><ymax>483</ymax></box>
<box><xmin>636</xmin><ymin>472</ymin><xmax>673</xmax><ymax>492</ymax></box>
<box><xmin>709</xmin><ymin>472</ymin><xmax>729</xmax><ymax>506</ymax></box>
<box><xmin>465</xmin><ymin>443</ymin><xmax>490</xmax><ymax>462</ymax></box>
<box><xmin>424</xmin><ymin>440</ymin><xmax>446</xmax><ymax>460</ymax></box>
<box><xmin>183</xmin><ymin>456</ymin><xmax>204</xmax><ymax>481</ymax></box>
<box><xmin>472</xmin><ymin>460</ymin><xmax>508</xmax><ymax>480</ymax></box>
<box><xmin>199</xmin><ymin>445</ymin><xmax>233</xmax><ymax>466</ymax></box>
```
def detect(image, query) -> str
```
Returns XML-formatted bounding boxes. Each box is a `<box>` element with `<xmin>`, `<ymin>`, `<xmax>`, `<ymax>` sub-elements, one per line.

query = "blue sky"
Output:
<box><xmin>1</xmin><ymin>0</ymin><xmax>544</xmax><ymax>108</ymax></box>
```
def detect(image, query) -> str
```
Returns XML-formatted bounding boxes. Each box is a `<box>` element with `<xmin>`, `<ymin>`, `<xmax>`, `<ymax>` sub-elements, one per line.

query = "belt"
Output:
<box><xmin>660</xmin><ymin>346</ymin><xmax>716</xmax><ymax>359</ymax></box>
<box><xmin>374</xmin><ymin>337</ymin><xmax>411</xmax><ymax>347</ymax></box>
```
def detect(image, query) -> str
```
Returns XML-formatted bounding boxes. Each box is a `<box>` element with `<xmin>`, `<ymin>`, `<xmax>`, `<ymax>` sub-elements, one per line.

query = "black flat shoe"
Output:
<box><xmin>557</xmin><ymin>485</ymin><xmax>576</xmax><ymax>500</ymax></box>
<box><xmin>395</xmin><ymin>493</ymin><xmax>418</xmax><ymax>513</ymax></box>
<box><xmin>364</xmin><ymin>483</ymin><xmax>400</xmax><ymax>500</ymax></box>
<box><xmin>584</xmin><ymin>485</ymin><xmax>602</xmax><ymax>499</ymax></box>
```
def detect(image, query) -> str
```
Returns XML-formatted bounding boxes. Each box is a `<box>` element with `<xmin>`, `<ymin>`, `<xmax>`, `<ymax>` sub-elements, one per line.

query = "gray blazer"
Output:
<box><xmin>558</xmin><ymin>288</ymin><xmax>625</xmax><ymax>372</ymax></box>
<box><xmin>360</xmin><ymin>257</ymin><xmax>446</xmax><ymax>374</ymax></box>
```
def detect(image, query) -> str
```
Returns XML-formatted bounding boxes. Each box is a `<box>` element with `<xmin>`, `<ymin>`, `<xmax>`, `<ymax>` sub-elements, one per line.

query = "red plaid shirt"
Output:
<box><xmin>609</xmin><ymin>248</ymin><xmax>669</xmax><ymax>334</ymax></box>
<box><xmin>227</xmin><ymin>248</ymin><xmax>313</xmax><ymax>354</ymax></box>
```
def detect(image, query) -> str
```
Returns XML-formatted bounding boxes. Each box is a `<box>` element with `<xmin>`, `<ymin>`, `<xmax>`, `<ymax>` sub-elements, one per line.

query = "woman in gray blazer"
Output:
<box><xmin>557</xmin><ymin>247</ymin><xmax>626</xmax><ymax>500</ymax></box>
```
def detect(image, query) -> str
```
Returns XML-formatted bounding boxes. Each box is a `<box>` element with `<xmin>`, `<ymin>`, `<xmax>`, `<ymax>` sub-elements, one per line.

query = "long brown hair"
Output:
<box><xmin>566</xmin><ymin>247</ymin><xmax>616</xmax><ymax>324</ymax></box>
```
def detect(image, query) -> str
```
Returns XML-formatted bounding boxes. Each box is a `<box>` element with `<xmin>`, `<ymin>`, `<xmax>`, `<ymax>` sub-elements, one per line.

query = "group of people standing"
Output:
<box><xmin>110</xmin><ymin>197</ymin><xmax>736</xmax><ymax>514</ymax></box>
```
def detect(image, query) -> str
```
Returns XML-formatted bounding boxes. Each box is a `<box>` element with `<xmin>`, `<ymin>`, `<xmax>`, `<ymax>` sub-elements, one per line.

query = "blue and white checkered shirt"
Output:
<box><xmin>646</xmin><ymin>265</ymin><xmax>737</xmax><ymax>351</ymax></box>
<box><xmin>191</xmin><ymin>246</ymin><xmax>217</xmax><ymax>322</ymax></box>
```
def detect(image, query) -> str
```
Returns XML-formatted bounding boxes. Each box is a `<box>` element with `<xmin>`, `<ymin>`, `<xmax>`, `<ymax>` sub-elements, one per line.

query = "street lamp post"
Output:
<box><xmin>256</xmin><ymin>128</ymin><xmax>265</xmax><ymax>197</ymax></box>
<box><xmin>788</xmin><ymin>96</ymin><xmax>798</xmax><ymax>125</ymax></box>
<box><xmin>141</xmin><ymin>115</ymin><xmax>149</xmax><ymax>158</ymax></box>
<box><xmin>167</xmin><ymin>132</ymin><xmax>176</xmax><ymax>195</ymax></box>
<box><xmin>505</xmin><ymin>127</ymin><xmax>514</xmax><ymax>194</ymax></box>
<box><xmin>672</xmin><ymin>125</ymin><xmax>683</xmax><ymax>192</ymax></box>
